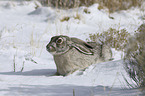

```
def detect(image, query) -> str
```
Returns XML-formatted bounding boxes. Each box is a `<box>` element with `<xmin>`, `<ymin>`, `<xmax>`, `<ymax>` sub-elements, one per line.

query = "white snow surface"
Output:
<box><xmin>0</xmin><ymin>1</ymin><xmax>145</xmax><ymax>96</ymax></box>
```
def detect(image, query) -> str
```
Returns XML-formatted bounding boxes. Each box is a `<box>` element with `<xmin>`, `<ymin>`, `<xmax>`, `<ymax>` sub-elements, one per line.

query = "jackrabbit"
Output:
<box><xmin>46</xmin><ymin>35</ymin><xmax>112</xmax><ymax>76</ymax></box>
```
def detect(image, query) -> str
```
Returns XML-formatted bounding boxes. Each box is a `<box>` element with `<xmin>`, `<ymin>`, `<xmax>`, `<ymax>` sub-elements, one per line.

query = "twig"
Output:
<box><xmin>73</xmin><ymin>89</ymin><xmax>75</xmax><ymax>96</ymax></box>
<box><xmin>13</xmin><ymin>55</ymin><xmax>16</xmax><ymax>72</ymax></box>
<box><xmin>21</xmin><ymin>61</ymin><xmax>25</xmax><ymax>72</ymax></box>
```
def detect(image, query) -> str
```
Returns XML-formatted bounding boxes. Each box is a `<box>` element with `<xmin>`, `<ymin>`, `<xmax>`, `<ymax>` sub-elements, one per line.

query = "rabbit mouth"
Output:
<box><xmin>46</xmin><ymin>45</ymin><xmax>56</xmax><ymax>53</ymax></box>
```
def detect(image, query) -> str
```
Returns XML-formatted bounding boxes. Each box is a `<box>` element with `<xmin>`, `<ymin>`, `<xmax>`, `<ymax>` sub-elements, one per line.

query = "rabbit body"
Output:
<box><xmin>46</xmin><ymin>35</ymin><xmax>112</xmax><ymax>76</ymax></box>
<box><xmin>54</xmin><ymin>46</ymin><xmax>99</xmax><ymax>76</ymax></box>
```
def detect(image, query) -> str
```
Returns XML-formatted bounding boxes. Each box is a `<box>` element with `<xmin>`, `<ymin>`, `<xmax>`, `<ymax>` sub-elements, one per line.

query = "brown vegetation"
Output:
<box><xmin>87</xmin><ymin>28</ymin><xmax>130</xmax><ymax>51</ymax></box>
<box><xmin>97</xmin><ymin>0</ymin><xmax>143</xmax><ymax>13</ymax></box>
<box><xmin>124</xmin><ymin>24</ymin><xmax>145</xmax><ymax>87</ymax></box>
<box><xmin>38</xmin><ymin>0</ymin><xmax>143</xmax><ymax>13</ymax></box>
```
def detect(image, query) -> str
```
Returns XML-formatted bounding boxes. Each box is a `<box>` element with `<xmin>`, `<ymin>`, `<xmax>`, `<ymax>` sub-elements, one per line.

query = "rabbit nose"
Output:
<box><xmin>46</xmin><ymin>44</ymin><xmax>56</xmax><ymax>53</ymax></box>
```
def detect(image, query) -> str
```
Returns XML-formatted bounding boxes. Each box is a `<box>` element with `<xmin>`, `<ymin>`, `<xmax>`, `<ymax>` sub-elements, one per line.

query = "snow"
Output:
<box><xmin>0</xmin><ymin>1</ymin><xmax>145</xmax><ymax>96</ymax></box>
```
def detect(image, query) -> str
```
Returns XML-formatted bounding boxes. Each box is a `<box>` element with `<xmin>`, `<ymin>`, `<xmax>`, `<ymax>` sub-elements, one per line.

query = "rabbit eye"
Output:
<box><xmin>56</xmin><ymin>38</ymin><xmax>63</xmax><ymax>44</ymax></box>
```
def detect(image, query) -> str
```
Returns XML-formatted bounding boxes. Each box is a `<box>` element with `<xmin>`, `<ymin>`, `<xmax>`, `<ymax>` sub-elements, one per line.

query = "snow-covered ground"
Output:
<box><xmin>0</xmin><ymin>1</ymin><xmax>145</xmax><ymax>96</ymax></box>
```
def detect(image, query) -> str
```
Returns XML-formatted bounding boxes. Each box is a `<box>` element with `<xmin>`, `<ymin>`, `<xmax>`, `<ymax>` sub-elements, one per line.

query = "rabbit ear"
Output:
<box><xmin>70</xmin><ymin>38</ymin><xmax>94</xmax><ymax>55</ymax></box>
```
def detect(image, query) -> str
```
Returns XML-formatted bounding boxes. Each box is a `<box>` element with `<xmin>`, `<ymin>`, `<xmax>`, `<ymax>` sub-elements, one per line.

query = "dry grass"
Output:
<box><xmin>87</xmin><ymin>28</ymin><xmax>130</xmax><ymax>51</ymax></box>
<box><xmin>124</xmin><ymin>24</ymin><xmax>145</xmax><ymax>87</ymax></box>
<box><xmin>83</xmin><ymin>8</ymin><xmax>91</xmax><ymax>14</ymax></box>
<box><xmin>38</xmin><ymin>0</ymin><xmax>143</xmax><ymax>13</ymax></box>
<box><xmin>38</xmin><ymin>0</ymin><xmax>97</xmax><ymax>9</ymax></box>
<box><xmin>97</xmin><ymin>0</ymin><xmax>143</xmax><ymax>13</ymax></box>
<box><xmin>60</xmin><ymin>16</ymin><xmax>70</xmax><ymax>22</ymax></box>
<box><xmin>60</xmin><ymin>13</ymin><xmax>81</xmax><ymax>22</ymax></box>
<box><xmin>73</xmin><ymin>13</ymin><xmax>81</xmax><ymax>20</ymax></box>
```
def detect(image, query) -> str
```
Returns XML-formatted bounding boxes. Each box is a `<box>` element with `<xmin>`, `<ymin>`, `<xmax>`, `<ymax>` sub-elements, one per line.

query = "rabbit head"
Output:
<box><xmin>46</xmin><ymin>35</ymin><xmax>94</xmax><ymax>56</ymax></box>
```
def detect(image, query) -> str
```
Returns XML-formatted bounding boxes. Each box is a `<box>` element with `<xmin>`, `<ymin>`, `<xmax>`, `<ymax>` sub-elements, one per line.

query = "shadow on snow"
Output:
<box><xmin>0</xmin><ymin>69</ymin><xmax>56</xmax><ymax>77</ymax></box>
<box><xmin>0</xmin><ymin>84</ymin><xmax>145</xmax><ymax>96</ymax></box>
